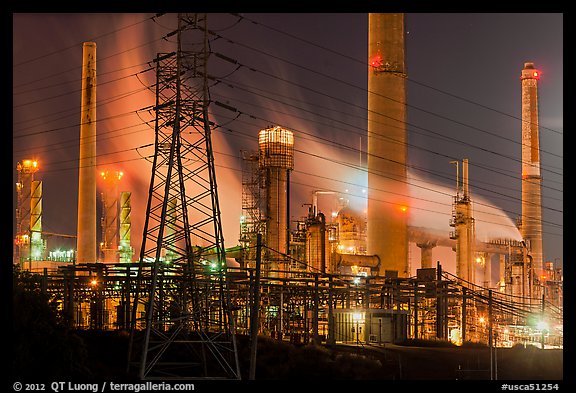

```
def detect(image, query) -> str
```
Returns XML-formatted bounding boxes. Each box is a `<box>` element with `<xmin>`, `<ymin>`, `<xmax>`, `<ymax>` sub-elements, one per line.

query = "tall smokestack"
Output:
<box><xmin>76</xmin><ymin>42</ymin><xmax>97</xmax><ymax>264</ymax></box>
<box><xmin>520</xmin><ymin>62</ymin><xmax>543</xmax><ymax>275</ymax></box>
<box><xmin>366</xmin><ymin>13</ymin><xmax>408</xmax><ymax>277</ymax></box>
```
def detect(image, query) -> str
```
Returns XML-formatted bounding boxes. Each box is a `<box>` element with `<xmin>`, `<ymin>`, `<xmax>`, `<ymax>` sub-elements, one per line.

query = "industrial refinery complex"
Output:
<box><xmin>13</xmin><ymin>13</ymin><xmax>562</xmax><ymax>380</ymax></box>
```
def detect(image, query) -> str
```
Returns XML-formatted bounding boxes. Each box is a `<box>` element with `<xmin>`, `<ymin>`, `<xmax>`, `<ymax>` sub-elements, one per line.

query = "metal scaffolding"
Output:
<box><xmin>127</xmin><ymin>13</ymin><xmax>240</xmax><ymax>380</ymax></box>
<box><xmin>34</xmin><ymin>261</ymin><xmax>563</xmax><ymax>352</ymax></box>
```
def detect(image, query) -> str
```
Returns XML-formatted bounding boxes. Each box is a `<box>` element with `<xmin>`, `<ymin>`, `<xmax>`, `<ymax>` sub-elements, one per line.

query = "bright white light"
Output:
<box><xmin>352</xmin><ymin>312</ymin><xmax>364</xmax><ymax>322</ymax></box>
<box><xmin>536</xmin><ymin>320</ymin><xmax>549</xmax><ymax>331</ymax></box>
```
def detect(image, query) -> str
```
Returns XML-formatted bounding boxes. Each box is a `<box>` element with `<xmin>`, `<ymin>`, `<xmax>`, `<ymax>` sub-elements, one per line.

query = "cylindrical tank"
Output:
<box><xmin>259</xmin><ymin>126</ymin><xmax>294</xmax><ymax>276</ymax></box>
<box><xmin>306</xmin><ymin>213</ymin><xmax>330</xmax><ymax>273</ymax></box>
<box><xmin>337</xmin><ymin>206</ymin><xmax>366</xmax><ymax>255</ymax></box>
<box><xmin>77</xmin><ymin>42</ymin><xmax>97</xmax><ymax>264</ymax></box>
<box><xmin>454</xmin><ymin>199</ymin><xmax>475</xmax><ymax>283</ymax></box>
<box><xmin>520</xmin><ymin>62</ymin><xmax>543</xmax><ymax>276</ymax></box>
<box><xmin>367</xmin><ymin>13</ymin><xmax>408</xmax><ymax>277</ymax></box>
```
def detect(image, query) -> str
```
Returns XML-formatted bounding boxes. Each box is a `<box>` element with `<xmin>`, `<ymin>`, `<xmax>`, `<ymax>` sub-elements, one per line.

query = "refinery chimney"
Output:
<box><xmin>76</xmin><ymin>42</ymin><xmax>97</xmax><ymax>264</ymax></box>
<box><xmin>366</xmin><ymin>14</ymin><xmax>408</xmax><ymax>277</ymax></box>
<box><xmin>520</xmin><ymin>62</ymin><xmax>544</xmax><ymax>276</ymax></box>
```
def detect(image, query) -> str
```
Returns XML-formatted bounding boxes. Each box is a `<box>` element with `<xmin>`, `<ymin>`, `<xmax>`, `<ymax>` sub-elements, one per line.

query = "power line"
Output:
<box><xmin>235</xmin><ymin>13</ymin><xmax>563</xmax><ymax>137</ymax></box>
<box><xmin>13</xmin><ymin>13</ymin><xmax>161</xmax><ymax>68</ymax></box>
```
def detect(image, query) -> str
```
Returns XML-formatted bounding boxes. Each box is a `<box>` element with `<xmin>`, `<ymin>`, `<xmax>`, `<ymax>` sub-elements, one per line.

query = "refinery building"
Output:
<box><xmin>13</xmin><ymin>13</ymin><xmax>562</xmax><ymax>380</ymax></box>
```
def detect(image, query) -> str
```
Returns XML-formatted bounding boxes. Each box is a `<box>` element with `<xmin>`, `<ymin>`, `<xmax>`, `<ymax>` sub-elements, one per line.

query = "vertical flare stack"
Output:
<box><xmin>76</xmin><ymin>42</ymin><xmax>97</xmax><ymax>264</ymax></box>
<box><xmin>259</xmin><ymin>126</ymin><xmax>294</xmax><ymax>276</ymax></box>
<box><xmin>367</xmin><ymin>13</ymin><xmax>408</xmax><ymax>277</ymax></box>
<box><xmin>450</xmin><ymin>159</ymin><xmax>476</xmax><ymax>284</ymax></box>
<box><xmin>520</xmin><ymin>62</ymin><xmax>543</xmax><ymax>276</ymax></box>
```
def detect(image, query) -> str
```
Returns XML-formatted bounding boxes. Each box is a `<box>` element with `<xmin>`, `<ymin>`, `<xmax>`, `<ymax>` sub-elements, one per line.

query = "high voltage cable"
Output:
<box><xmin>13</xmin><ymin>13</ymin><xmax>161</xmax><ymax>68</ymax></box>
<box><xmin>208</xmin><ymin>44</ymin><xmax>563</xmax><ymax>173</ymax></box>
<box><xmin>13</xmin><ymin>14</ymin><xmax>560</xmax><ymax>236</ymax></box>
<box><xmin>208</xmin><ymin>97</ymin><xmax>563</xmax><ymax>218</ymax></box>
<box><xmin>13</xmin><ymin>60</ymin><xmax>154</xmax><ymax>98</ymax></box>
<box><xmin>13</xmin><ymin>22</ymin><xmax>169</xmax><ymax>91</ymax></box>
<box><xmin>13</xmin><ymin>65</ymin><xmax>154</xmax><ymax>110</ymax></box>
<box><xmin>28</xmin><ymin>133</ymin><xmax>562</xmax><ymax>237</ymax></box>
<box><xmin>235</xmin><ymin>13</ymin><xmax>563</xmax><ymax>137</ymax></box>
<box><xmin>24</xmin><ymin>108</ymin><xmax>562</xmax><ymax>234</ymax></box>
<box><xmin>211</xmin><ymin>32</ymin><xmax>563</xmax><ymax>162</ymax></box>
<box><xmin>14</xmin><ymin>90</ymin><xmax>561</xmax><ymax>230</ymax></box>
<box><xmin>13</xmin><ymin>81</ymin><xmax>562</xmax><ymax>229</ymax></box>
<box><xmin>211</xmin><ymin>73</ymin><xmax>564</xmax><ymax>180</ymax></box>
<box><xmin>13</xmin><ymin>103</ymin><xmax>153</xmax><ymax>140</ymax></box>
<box><xmin>209</xmin><ymin>87</ymin><xmax>564</xmax><ymax>203</ymax></box>
<box><xmin>13</xmin><ymin>15</ymin><xmax>562</xmax><ymax>187</ymax></box>
<box><xmin>205</xmin><ymin>118</ymin><xmax>562</xmax><ymax>231</ymax></box>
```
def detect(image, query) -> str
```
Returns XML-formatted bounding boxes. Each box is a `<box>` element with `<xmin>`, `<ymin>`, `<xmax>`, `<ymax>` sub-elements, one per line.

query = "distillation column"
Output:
<box><xmin>520</xmin><ymin>62</ymin><xmax>544</xmax><ymax>277</ymax></box>
<box><xmin>259</xmin><ymin>126</ymin><xmax>294</xmax><ymax>277</ymax></box>
<box><xmin>76</xmin><ymin>42</ymin><xmax>97</xmax><ymax>264</ymax></box>
<box><xmin>118</xmin><ymin>191</ymin><xmax>134</xmax><ymax>263</ymax></box>
<box><xmin>367</xmin><ymin>13</ymin><xmax>408</xmax><ymax>277</ymax></box>
<box><xmin>30</xmin><ymin>180</ymin><xmax>45</xmax><ymax>261</ymax></box>
<box><xmin>15</xmin><ymin>159</ymin><xmax>39</xmax><ymax>266</ymax></box>
<box><xmin>450</xmin><ymin>159</ymin><xmax>475</xmax><ymax>284</ymax></box>
<box><xmin>99</xmin><ymin>170</ymin><xmax>122</xmax><ymax>263</ymax></box>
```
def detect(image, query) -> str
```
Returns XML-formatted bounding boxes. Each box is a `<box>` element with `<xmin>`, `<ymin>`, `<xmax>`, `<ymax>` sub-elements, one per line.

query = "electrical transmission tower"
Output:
<box><xmin>128</xmin><ymin>13</ymin><xmax>240</xmax><ymax>380</ymax></box>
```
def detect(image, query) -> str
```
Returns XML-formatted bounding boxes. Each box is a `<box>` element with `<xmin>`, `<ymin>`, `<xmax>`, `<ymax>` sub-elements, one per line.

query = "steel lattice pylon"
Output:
<box><xmin>127</xmin><ymin>14</ymin><xmax>240</xmax><ymax>380</ymax></box>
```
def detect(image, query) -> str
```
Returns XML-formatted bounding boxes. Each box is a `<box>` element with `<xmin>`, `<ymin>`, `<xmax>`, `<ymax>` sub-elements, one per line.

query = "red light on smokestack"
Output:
<box><xmin>370</xmin><ymin>53</ymin><xmax>383</xmax><ymax>68</ymax></box>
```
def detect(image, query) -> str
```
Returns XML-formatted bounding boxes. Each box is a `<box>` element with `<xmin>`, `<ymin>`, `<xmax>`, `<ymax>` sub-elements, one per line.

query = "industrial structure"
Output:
<box><xmin>14</xmin><ymin>159</ymin><xmax>44</xmax><ymax>267</ymax></box>
<box><xmin>13</xmin><ymin>13</ymin><xmax>562</xmax><ymax>380</ymax></box>
<box><xmin>520</xmin><ymin>62</ymin><xmax>544</xmax><ymax>278</ymax></box>
<box><xmin>367</xmin><ymin>13</ymin><xmax>409</xmax><ymax>278</ymax></box>
<box><xmin>76</xmin><ymin>41</ymin><xmax>98</xmax><ymax>265</ymax></box>
<box><xmin>126</xmin><ymin>14</ymin><xmax>240</xmax><ymax>380</ymax></box>
<box><xmin>100</xmin><ymin>170</ymin><xmax>123</xmax><ymax>263</ymax></box>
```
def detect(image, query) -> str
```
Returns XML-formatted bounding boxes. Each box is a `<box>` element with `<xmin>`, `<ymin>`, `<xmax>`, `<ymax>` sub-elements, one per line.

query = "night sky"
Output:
<box><xmin>12</xmin><ymin>13</ymin><xmax>563</xmax><ymax>269</ymax></box>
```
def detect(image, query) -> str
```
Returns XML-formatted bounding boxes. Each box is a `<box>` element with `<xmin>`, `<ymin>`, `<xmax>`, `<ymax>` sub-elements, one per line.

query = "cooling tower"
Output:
<box><xmin>366</xmin><ymin>13</ymin><xmax>408</xmax><ymax>277</ymax></box>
